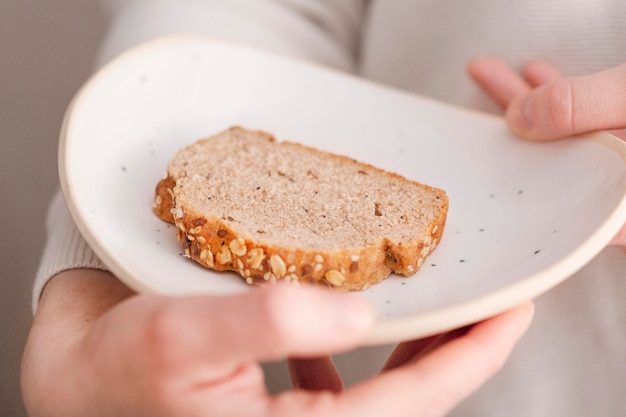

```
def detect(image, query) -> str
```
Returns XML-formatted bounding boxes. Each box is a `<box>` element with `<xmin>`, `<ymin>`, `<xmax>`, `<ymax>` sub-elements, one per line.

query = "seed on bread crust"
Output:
<box><xmin>247</xmin><ymin>248</ymin><xmax>265</xmax><ymax>270</ymax></box>
<box><xmin>301</xmin><ymin>264</ymin><xmax>313</xmax><ymax>276</ymax></box>
<box><xmin>269</xmin><ymin>254</ymin><xmax>287</xmax><ymax>278</ymax></box>
<box><xmin>171</xmin><ymin>207</ymin><xmax>183</xmax><ymax>219</ymax></box>
<box><xmin>229</xmin><ymin>238</ymin><xmax>247</xmax><ymax>256</ymax></box>
<box><xmin>325</xmin><ymin>270</ymin><xmax>346</xmax><ymax>287</ymax></box>
<box><xmin>216</xmin><ymin>246</ymin><xmax>232</xmax><ymax>265</ymax></box>
<box><xmin>200</xmin><ymin>249</ymin><xmax>214</xmax><ymax>267</ymax></box>
<box><xmin>192</xmin><ymin>217</ymin><xmax>208</xmax><ymax>227</ymax></box>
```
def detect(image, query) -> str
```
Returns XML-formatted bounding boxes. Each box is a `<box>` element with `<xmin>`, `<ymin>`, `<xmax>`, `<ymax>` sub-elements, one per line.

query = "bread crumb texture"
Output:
<box><xmin>154</xmin><ymin>126</ymin><xmax>448</xmax><ymax>290</ymax></box>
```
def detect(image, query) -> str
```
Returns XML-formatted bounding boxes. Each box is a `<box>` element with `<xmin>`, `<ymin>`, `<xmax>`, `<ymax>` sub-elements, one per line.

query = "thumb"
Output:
<box><xmin>168</xmin><ymin>285</ymin><xmax>376</xmax><ymax>364</ymax></box>
<box><xmin>506</xmin><ymin>64</ymin><xmax>626</xmax><ymax>141</ymax></box>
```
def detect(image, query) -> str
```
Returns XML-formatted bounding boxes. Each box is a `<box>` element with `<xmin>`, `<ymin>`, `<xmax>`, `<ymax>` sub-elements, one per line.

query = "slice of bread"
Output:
<box><xmin>153</xmin><ymin>126</ymin><xmax>448</xmax><ymax>290</ymax></box>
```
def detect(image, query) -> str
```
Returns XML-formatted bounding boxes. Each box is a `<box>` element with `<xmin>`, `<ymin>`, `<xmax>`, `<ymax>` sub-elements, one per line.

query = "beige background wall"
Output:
<box><xmin>0</xmin><ymin>2</ymin><xmax>107</xmax><ymax>415</ymax></box>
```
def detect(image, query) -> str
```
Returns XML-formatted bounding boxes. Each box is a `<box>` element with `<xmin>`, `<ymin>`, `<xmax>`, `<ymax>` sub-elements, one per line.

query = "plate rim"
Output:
<box><xmin>58</xmin><ymin>36</ymin><xmax>626</xmax><ymax>345</ymax></box>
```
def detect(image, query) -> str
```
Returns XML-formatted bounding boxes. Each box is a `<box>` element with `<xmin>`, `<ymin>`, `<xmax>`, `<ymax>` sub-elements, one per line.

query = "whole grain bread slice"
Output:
<box><xmin>153</xmin><ymin>126</ymin><xmax>448</xmax><ymax>290</ymax></box>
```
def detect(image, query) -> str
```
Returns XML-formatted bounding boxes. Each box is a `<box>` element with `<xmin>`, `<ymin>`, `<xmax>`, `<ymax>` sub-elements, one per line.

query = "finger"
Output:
<box><xmin>142</xmin><ymin>285</ymin><xmax>375</xmax><ymax>370</ymax></box>
<box><xmin>288</xmin><ymin>356</ymin><xmax>344</xmax><ymax>392</ymax></box>
<box><xmin>523</xmin><ymin>61</ymin><xmax>563</xmax><ymax>86</ymax></box>
<box><xmin>390</xmin><ymin>326</ymin><xmax>473</xmax><ymax>366</ymax></box>
<box><xmin>467</xmin><ymin>56</ymin><xmax>531</xmax><ymax>109</ymax></box>
<box><xmin>609</xmin><ymin>129</ymin><xmax>626</xmax><ymax>141</ymax></box>
<box><xmin>506</xmin><ymin>63</ymin><xmax>626</xmax><ymax>140</ymax></box>
<box><xmin>380</xmin><ymin>336</ymin><xmax>439</xmax><ymax>372</ymax></box>
<box><xmin>382</xmin><ymin>322</ymin><xmax>504</xmax><ymax>373</ymax></box>
<box><xmin>330</xmin><ymin>302</ymin><xmax>533</xmax><ymax>417</ymax></box>
<box><xmin>610</xmin><ymin>223</ymin><xmax>626</xmax><ymax>248</ymax></box>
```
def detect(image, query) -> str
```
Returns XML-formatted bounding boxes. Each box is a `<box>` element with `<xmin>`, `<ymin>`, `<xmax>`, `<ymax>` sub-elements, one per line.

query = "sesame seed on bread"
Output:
<box><xmin>153</xmin><ymin>126</ymin><xmax>448</xmax><ymax>291</ymax></box>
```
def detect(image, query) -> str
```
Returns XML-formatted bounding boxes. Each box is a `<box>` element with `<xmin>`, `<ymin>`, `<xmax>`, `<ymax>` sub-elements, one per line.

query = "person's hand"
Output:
<box><xmin>22</xmin><ymin>269</ymin><xmax>533</xmax><ymax>417</ymax></box>
<box><xmin>468</xmin><ymin>57</ymin><xmax>626</xmax><ymax>248</ymax></box>
<box><xmin>289</xmin><ymin>300</ymin><xmax>533</xmax><ymax>417</ymax></box>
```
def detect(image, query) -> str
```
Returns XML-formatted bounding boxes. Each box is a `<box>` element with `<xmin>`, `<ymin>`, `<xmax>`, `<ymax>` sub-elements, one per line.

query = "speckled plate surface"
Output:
<box><xmin>60</xmin><ymin>37</ymin><xmax>626</xmax><ymax>345</ymax></box>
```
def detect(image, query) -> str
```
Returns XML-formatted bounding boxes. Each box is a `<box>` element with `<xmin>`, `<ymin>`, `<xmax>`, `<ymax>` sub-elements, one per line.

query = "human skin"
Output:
<box><xmin>21</xmin><ymin>269</ymin><xmax>533</xmax><ymax>417</ymax></box>
<box><xmin>467</xmin><ymin>57</ymin><xmax>626</xmax><ymax>247</ymax></box>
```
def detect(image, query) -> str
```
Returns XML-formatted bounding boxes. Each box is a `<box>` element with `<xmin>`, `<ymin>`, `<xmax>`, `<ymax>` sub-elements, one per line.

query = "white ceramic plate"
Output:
<box><xmin>60</xmin><ymin>37</ymin><xmax>626</xmax><ymax>345</ymax></box>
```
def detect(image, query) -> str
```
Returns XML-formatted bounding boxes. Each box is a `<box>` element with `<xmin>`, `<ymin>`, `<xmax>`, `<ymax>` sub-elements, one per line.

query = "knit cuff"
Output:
<box><xmin>33</xmin><ymin>191</ymin><xmax>108</xmax><ymax>312</ymax></box>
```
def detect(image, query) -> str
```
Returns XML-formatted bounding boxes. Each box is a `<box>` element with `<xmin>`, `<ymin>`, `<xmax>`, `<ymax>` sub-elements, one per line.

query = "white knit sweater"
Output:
<box><xmin>37</xmin><ymin>1</ymin><xmax>626</xmax><ymax>415</ymax></box>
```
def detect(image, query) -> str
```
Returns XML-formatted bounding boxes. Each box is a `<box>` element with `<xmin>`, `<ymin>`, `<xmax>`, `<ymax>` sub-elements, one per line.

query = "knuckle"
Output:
<box><xmin>256</xmin><ymin>286</ymin><xmax>305</xmax><ymax>350</ymax></box>
<box><xmin>258</xmin><ymin>288</ymin><xmax>296</xmax><ymax>341</ymax></box>
<box><xmin>545</xmin><ymin>80</ymin><xmax>575</xmax><ymax>134</ymax></box>
<box><xmin>144</xmin><ymin>304</ymin><xmax>180</xmax><ymax>343</ymax></box>
<box><xmin>140</xmin><ymin>302</ymin><xmax>188</xmax><ymax>365</ymax></box>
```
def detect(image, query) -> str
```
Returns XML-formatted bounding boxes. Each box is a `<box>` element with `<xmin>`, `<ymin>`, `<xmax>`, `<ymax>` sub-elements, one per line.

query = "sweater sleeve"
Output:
<box><xmin>34</xmin><ymin>0</ymin><xmax>369</xmax><ymax>311</ymax></box>
<box><xmin>98</xmin><ymin>0</ymin><xmax>368</xmax><ymax>71</ymax></box>
<box><xmin>33</xmin><ymin>191</ymin><xmax>108</xmax><ymax>310</ymax></box>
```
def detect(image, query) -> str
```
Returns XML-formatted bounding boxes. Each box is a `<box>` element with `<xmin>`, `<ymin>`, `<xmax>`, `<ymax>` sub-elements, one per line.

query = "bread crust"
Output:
<box><xmin>153</xmin><ymin>126</ymin><xmax>448</xmax><ymax>291</ymax></box>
